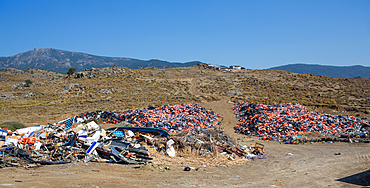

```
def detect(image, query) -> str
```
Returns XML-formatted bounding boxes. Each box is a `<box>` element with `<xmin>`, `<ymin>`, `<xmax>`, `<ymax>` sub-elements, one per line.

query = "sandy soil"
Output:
<box><xmin>1</xmin><ymin>99</ymin><xmax>369</xmax><ymax>187</ymax></box>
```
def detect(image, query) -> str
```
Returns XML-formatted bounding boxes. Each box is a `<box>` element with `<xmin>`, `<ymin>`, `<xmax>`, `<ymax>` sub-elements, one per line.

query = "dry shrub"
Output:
<box><xmin>147</xmin><ymin>129</ymin><xmax>248</xmax><ymax>167</ymax></box>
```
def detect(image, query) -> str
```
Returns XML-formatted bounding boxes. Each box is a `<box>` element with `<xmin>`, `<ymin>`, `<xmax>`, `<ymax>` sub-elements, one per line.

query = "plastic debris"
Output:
<box><xmin>166</xmin><ymin>139</ymin><xmax>176</xmax><ymax>157</ymax></box>
<box><xmin>0</xmin><ymin>104</ymin><xmax>266</xmax><ymax>169</ymax></box>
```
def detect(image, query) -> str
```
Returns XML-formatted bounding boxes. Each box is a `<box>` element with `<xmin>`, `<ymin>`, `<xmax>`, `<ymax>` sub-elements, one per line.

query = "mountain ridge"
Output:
<box><xmin>2</xmin><ymin>49</ymin><xmax>369</xmax><ymax>78</ymax></box>
<box><xmin>0</xmin><ymin>48</ymin><xmax>200</xmax><ymax>73</ymax></box>
<box><xmin>269</xmin><ymin>63</ymin><xmax>370</xmax><ymax>78</ymax></box>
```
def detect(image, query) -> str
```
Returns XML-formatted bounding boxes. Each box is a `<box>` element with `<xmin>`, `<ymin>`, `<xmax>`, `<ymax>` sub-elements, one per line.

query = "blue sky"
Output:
<box><xmin>0</xmin><ymin>0</ymin><xmax>369</xmax><ymax>69</ymax></box>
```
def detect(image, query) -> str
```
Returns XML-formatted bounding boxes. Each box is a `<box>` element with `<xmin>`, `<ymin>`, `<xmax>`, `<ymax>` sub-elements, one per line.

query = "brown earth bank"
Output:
<box><xmin>0</xmin><ymin>141</ymin><xmax>369</xmax><ymax>187</ymax></box>
<box><xmin>1</xmin><ymin>65</ymin><xmax>369</xmax><ymax>187</ymax></box>
<box><xmin>1</xmin><ymin>65</ymin><xmax>369</xmax><ymax>124</ymax></box>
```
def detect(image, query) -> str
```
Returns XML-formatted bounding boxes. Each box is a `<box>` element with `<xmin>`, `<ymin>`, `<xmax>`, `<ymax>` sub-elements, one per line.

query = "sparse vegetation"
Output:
<box><xmin>0</xmin><ymin>122</ymin><xmax>26</xmax><ymax>131</ymax></box>
<box><xmin>24</xmin><ymin>79</ymin><xmax>32</xmax><ymax>87</ymax></box>
<box><xmin>67</xmin><ymin>68</ymin><xmax>76</xmax><ymax>76</ymax></box>
<box><xmin>0</xmin><ymin>65</ymin><xmax>369</xmax><ymax>124</ymax></box>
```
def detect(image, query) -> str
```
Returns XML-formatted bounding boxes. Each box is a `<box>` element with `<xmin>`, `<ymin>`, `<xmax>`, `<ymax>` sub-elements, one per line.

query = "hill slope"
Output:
<box><xmin>269</xmin><ymin>64</ymin><xmax>370</xmax><ymax>78</ymax></box>
<box><xmin>0</xmin><ymin>68</ymin><xmax>64</xmax><ymax>82</ymax></box>
<box><xmin>0</xmin><ymin>48</ymin><xmax>200</xmax><ymax>73</ymax></box>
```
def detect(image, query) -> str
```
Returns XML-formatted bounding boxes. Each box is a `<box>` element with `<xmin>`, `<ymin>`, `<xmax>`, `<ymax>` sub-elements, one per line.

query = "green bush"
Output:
<box><xmin>25</xmin><ymin>79</ymin><xmax>33</xmax><ymax>87</ymax></box>
<box><xmin>0</xmin><ymin>122</ymin><xmax>26</xmax><ymax>131</ymax></box>
<box><xmin>67</xmin><ymin>68</ymin><xmax>76</xmax><ymax>75</ymax></box>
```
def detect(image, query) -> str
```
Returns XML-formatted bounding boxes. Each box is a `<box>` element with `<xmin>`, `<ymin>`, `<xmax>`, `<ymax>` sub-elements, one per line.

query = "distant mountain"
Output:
<box><xmin>269</xmin><ymin>64</ymin><xmax>370</xmax><ymax>78</ymax></box>
<box><xmin>0</xmin><ymin>48</ymin><xmax>201</xmax><ymax>73</ymax></box>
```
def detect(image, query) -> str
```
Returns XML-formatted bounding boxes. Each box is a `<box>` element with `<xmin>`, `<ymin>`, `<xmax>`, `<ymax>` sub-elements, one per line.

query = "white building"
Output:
<box><xmin>230</xmin><ymin>65</ymin><xmax>241</xmax><ymax>70</ymax></box>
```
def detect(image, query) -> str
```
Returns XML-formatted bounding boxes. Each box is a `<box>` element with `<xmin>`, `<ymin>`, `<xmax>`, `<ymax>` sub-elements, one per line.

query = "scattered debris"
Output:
<box><xmin>99</xmin><ymin>89</ymin><xmax>113</xmax><ymax>95</ymax></box>
<box><xmin>1</xmin><ymin>104</ymin><xmax>266</xmax><ymax>169</ymax></box>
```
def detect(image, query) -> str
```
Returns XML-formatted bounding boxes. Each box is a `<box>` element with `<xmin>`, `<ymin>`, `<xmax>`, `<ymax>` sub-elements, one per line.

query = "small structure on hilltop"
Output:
<box><xmin>197</xmin><ymin>63</ymin><xmax>224</xmax><ymax>70</ymax></box>
<box><xmin>208</xmin><ymin>64</ymin><xmax>221</xmax><ymax>70</ymax></box>
<box><xmin>230</xmin><ymin>65</ymin><xmax>241</xmax><ymax>70</ymax></box>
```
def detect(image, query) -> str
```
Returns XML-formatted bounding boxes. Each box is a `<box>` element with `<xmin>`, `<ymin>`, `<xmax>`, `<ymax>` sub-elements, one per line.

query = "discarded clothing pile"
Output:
<box><xmin>76</xmin><ymin>104</ymin><xmax>220</xmax><ymax>133</ymax></box>
<box><xmin>233</xmin><ymin>102</ymin><xmax>370</xmax><ymax>140</ymax></box>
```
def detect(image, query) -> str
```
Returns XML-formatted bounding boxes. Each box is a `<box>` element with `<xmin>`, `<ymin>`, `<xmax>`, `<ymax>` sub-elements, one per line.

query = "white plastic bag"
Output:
<box><xmin>166</xmin><ymin>139</ymin><xmax>176</xmax><ymax>157</ymax></box>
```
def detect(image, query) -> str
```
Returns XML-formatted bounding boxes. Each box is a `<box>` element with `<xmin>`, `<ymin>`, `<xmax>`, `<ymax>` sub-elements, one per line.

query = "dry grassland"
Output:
<box><xmin>0</xmin><ymin>65</ymin><xmax>368</xmax><ymax>125</ymax></box>
<box><xmin>0</xmin><ymin>65</ymin><xmax>370</xmax><ymax>187</ymax></box>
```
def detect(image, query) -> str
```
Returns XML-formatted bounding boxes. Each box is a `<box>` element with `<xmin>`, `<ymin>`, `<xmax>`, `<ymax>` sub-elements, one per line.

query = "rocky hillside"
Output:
<box><xmin>269</xmin><ymin>64</ymin><xmax>370</xmax><ymax>78</ymax></box>
<box><xmin>72</xmin><ymin>65</ymin><xmax>125</xmax><ymax>79</ymax></box>
<box><xmin>0</xmin><ymin>68</ymin><xmax>64</xmax><ymax>82</ymax></box>
<box><xmin>0</xmin><ymin>64</ymin><xmax>369</xmax><ymax>124</ymax></box>
<box><xmin>0</xmin><ymin>48</ymin><xmax>200</xmax><ymax>73</ymax></box>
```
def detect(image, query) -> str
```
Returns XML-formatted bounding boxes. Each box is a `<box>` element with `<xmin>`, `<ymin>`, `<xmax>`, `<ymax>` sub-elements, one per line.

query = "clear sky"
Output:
<box><xmin>0</xmin><ymin>0</ymin><xmax>369</xmax><ymax>69</ymax></box>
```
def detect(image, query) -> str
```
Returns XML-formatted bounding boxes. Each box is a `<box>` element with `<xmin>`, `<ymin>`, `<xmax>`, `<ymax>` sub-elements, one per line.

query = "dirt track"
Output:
<box><xmin>1</xmin><ymin>100</ymin><xmax>370</xmax><ymax>187</ymax></box>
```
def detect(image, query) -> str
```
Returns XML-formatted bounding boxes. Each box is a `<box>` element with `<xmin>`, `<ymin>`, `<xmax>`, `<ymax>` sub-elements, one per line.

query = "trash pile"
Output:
<box><xmin>167</xmin><ymin>128</ymin><xmax>266</xmax><ymax>161</ymax></box>
<box><xmin>1</xmin><ymin>104</ymin><xmax>265</xmax><ymax>169</ymax></box>
<box><xmin>76</xmin><ymin>104</ymin><xmax>221</xmax><ymax>133</ymax></box>
<box><xmin>233</xmin><ymin>102</ymin><xmax>370</xmax><ymax>141</ymax></box>
<box><xmin>0</xmin><ymin>120</ymin><xmax>163</xmax><ymax>168</ymax></box>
